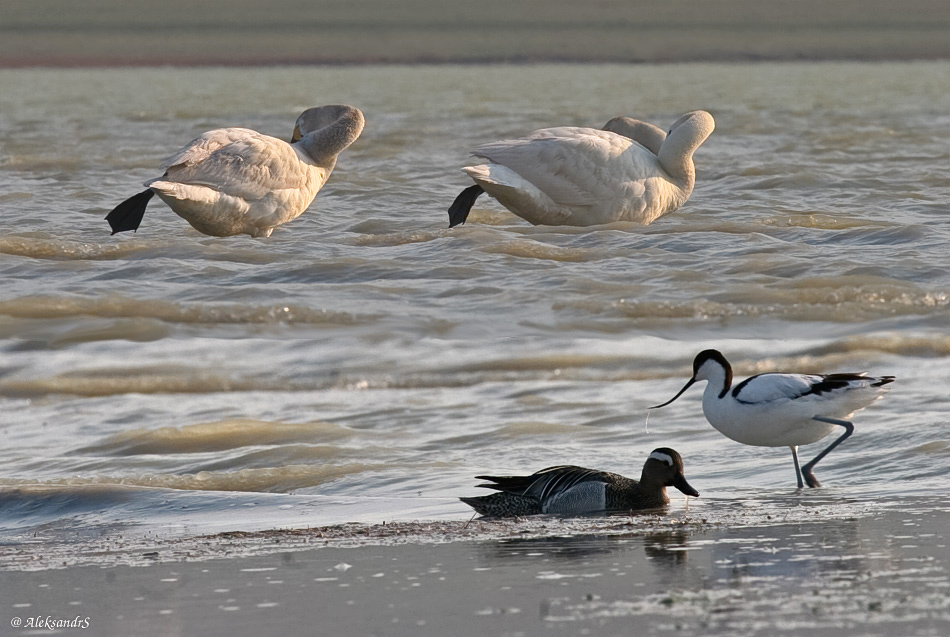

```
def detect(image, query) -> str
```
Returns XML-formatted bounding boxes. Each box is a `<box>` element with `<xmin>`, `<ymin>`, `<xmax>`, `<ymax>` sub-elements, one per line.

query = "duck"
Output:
<box><xmin>460</xmin><ymin>448</ymin><xmax>699</xmax><ymax>517</ymax></box>
<box><xmin>650</xmin><ymin>349</ymin><xmax>895</xmax><ymax>488</ymax></box>
<box><xmin>105</xmin><ymin>105</ymin><xmax>365</xmax><ymax>238</ymax></box>
<box><xmin>447</xmin><ymin>110</ymin><xmax>714</xmax><ymax>228</ymax></box>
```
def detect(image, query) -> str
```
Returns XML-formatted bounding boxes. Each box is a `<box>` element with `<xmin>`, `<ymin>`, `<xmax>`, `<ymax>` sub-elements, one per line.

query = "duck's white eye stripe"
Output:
<box><xmin>649</xmin><ymin>451</ymin><xmax>674</xmax><ymax>466</ymax></box>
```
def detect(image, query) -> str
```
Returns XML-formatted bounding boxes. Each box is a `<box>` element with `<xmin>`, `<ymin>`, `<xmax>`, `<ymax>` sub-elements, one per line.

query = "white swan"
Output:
<box><xmin>106</xmin><ymin>105</ymin><xmax>365</xmax><ymax>238</ymax></box>
<box><xmin>447</xmin><ymin>111</ymin><xmax>714</xmax><ymax>227</ymax></box>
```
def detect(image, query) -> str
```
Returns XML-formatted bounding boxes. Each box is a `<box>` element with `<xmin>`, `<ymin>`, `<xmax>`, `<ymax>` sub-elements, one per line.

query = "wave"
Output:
<box><xmin>2</xmin><ymin>332</ymin><xmax>944</xmax><ymax>398</ymax></box>
<box><xmin>352</xmin><ymin>228</ymin><xmax>447</xmax><ymax>247</ymax></box>
<box><xmin>0</xmin><ymin>463</ymin><xmax>385</xmax><ymax>493</ymax></box>
<box><xmin>0</xmin><ymin>294</ymin><xmax>374</xmax><ymax>326</ymax></box>
<box><xmin>431</xmin><ymin>420</ymin><xmax>581</xmax><ymax>449</ymax></box>
<box><xmin>82</xmin><ymin>419</ymin><xmax>359</xmax><ymax>455</ymax></box>
<box><xmin>555</xmin><ymin>283</ymin><xmax>950</xmax><ymax>323</ymax></box>
<box><xmin>0</xmin><ymin>235</ymin><xmax>147</xmax><ymax>260</ymax></box>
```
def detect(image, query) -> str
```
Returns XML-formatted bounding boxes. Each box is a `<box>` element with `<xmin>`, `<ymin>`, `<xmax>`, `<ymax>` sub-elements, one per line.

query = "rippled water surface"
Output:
<box><xmin>0</xmin><ymin>62</ymin><xmax>948</xmax><ymax>537</ymax></box>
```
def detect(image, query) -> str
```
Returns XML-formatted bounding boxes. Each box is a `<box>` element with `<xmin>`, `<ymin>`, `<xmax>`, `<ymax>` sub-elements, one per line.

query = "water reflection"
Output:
<box><xmin>464</xmin><ymin>500</ymin><xmax>950</xmax><ymax>630</ymax></box>
<box><xmin>641</xmin><ymin>530</ymin><xmax>691</xmax><ymax>573</ymax></box>
<box><xmin>477</xmin><ymin>533</ymin><xmax>631</xmax><ymax>563</ymax></box>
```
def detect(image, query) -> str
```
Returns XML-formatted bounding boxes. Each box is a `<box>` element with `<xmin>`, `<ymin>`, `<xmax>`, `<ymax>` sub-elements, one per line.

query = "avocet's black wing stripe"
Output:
<box><xmin>798</xmin><ymin>373</ymin><xmax>871</xmax><ymax>397</ymax></box>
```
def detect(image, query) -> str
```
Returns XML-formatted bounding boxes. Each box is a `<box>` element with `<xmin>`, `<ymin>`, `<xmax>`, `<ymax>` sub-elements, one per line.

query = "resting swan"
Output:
<box><xmin>447</xmin><ymin>110</ymin><xmax>714</xmax><ymax>228</ymax></box>
<box><xmin>106</xmin><ymin>105</ymin><xmax>365</xmax><ymax>238</ymax></box>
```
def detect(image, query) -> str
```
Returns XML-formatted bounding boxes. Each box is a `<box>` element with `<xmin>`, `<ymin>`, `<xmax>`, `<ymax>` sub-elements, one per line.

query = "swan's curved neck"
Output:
<box><xmin>658</xmin><ymin>134</ymin><xmax>697</xmax><ymax>186</ymax></box>
<box><xmin>297</xmin><ymin>106</ymin><xmax>365</xmax><ymax>168</ymax></box>
<box><xmin>657</xmin><ymin>112</ymin><xmax>714</xmax><ymax>188</ymax></box>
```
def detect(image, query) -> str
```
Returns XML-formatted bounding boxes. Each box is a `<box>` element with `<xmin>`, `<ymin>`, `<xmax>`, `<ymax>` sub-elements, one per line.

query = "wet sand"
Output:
<box><xmin>2</xmin><ymin>495</ymin><xmax>948</xmax><ymax>636</ymax></box>
<box><xmin>2</xmin><ymin>0</ymin><xmax>948</xmax><ymax>66</ymax></box>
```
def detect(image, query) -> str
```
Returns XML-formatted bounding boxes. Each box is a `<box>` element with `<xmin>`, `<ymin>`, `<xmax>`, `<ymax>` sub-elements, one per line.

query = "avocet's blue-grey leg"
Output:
<box><xmin>801</xmin><ymin>416</ymin><xmax>855</xmax><ymax>488</ymax></box>
<box><xmin>790</xmin><ymin>445</ymin><xmax>804</xmax><ymax>489</ymax></box>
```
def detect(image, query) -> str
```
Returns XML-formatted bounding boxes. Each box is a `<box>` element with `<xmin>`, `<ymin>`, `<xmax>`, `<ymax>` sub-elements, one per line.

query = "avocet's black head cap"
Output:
<box><xmin>693</xmin><ymin>349</ymin><xmax>730</xmax><ymax>376</ymax></box>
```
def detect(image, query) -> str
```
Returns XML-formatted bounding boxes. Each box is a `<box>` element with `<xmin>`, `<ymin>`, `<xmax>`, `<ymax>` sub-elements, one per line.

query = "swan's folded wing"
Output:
<box><xmin>472</xmin><ymin>128</ymin><xmax>629</xmax><ymax>207</ymax></box>
<box><xmin>160</xmin><ymin>128</ymin><xmax>258</xmax><ymax>171</ymax></box>
<box><xmin>162</xmin><ymin>130</ymin><xmax>309</xmax><ymax>200</ymax></box>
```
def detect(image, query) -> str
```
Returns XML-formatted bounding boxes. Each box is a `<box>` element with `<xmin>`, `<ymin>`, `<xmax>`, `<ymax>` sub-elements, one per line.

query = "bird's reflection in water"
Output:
<box><xmin>471</xmin><ymin>524</ymin><xmax>693</xmax><ymax>571</ymax></box>
<box><xmin>476</xmin><ymin>533</ymin><xmax>625</xmax><ymax>564</ymax></box>
<box><xmin>643</xmin><ymin>531</ymin><xmax>691</xmax><ymax>567</ymax></box>
<box><xmin>469</xmin><ymin>526</ymin><xmax>701</xmax><ymax>623</ymax></box>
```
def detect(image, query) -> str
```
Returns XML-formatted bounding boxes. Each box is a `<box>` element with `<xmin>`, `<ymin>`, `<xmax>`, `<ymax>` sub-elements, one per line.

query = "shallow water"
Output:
<box><xmin>0</xmin><ymin>62</ymin><xmax>948</xmax><ymax>542</ymax></box>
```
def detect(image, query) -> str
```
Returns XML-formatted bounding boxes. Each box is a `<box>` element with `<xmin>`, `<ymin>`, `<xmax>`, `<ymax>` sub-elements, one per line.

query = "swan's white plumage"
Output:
<box><xmin>461</xmin><ymin>111</ymin><xmax>714</xmax><ymax>226</ymax></box>
<box><xmin>157</xmin><ymin>128</ymin><xmax>311</xmax><ymax>196</ymax></box>
<box><xmin>112</xmin><ymin>105</ymin><xmax>363</xmax><ymax>238</ymax></box>
<box><xmin>146</xmin><ymin>127</ymin><xmax>325</xmax><ymax>237</ymax></box>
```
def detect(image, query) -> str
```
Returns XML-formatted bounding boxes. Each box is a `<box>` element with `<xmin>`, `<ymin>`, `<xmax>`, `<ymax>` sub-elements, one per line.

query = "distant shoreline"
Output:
<box><xmin>3</xmin><ymin>52</ymin><xmax>948</xmax><ymax>69</ymax></box>
<box><xmin>3</xmin><ymin>0</ymin><xmax>947</xmax><ymax>69</ymax></box>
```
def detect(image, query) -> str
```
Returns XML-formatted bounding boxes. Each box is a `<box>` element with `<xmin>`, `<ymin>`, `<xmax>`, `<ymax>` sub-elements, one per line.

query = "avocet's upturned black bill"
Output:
<box><xmin>649</xmin><ymin>349</ymin><xmax>895</xmax><ymax>488</ymax></box>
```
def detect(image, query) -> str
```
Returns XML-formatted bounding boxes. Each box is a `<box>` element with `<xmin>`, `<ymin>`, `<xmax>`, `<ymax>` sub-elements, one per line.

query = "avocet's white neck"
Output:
<box><xmin>696</xmin><ymin>359</ymin><xmax>732</xmax><ymax>401</ymax></box>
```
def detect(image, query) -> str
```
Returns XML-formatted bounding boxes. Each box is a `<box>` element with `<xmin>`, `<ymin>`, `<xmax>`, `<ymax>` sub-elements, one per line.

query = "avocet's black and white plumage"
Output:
<box><xmin>460</xmin><ymin>448</ymin><xmax>699</xmax><ymax>518</ymax></box>
<box><xmin>650</xmin><ymin>349</ymin><xmax>895</xmax><ymax>488</ymax></box>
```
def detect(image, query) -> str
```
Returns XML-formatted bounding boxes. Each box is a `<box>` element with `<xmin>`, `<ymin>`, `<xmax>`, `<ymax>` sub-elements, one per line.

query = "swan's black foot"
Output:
<box><xmin>447</xmin><ymin>184</ymin><xmax>484</xmax><ymax>228</ymax></box>
<box><xmin>106</xmin><ymin>189</ymin><xmax>154</xmax><ymax>234</ymax></box>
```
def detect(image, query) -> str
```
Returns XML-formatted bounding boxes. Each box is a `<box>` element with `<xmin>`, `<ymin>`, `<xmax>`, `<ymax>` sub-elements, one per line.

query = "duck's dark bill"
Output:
<box><xmin>672</xmin><ymin>473</ymin><xmax>700</xmax><ymax>497</ymax></box>
<box><xmin>649</xmin><ymin>377</ymin><xmax>696</xmax><ymax>409</ymax></box>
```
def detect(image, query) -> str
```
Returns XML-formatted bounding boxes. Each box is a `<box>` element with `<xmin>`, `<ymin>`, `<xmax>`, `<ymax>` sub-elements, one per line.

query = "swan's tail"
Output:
<box><xmin>106</xmin><ymin>189</ymin><xmax>154</xmax><ymax>234</ymax></box>
<box><xmin>447</xmin><ymin>184</ymin><xmax>484</xmax><ymax>228</ymax></box>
